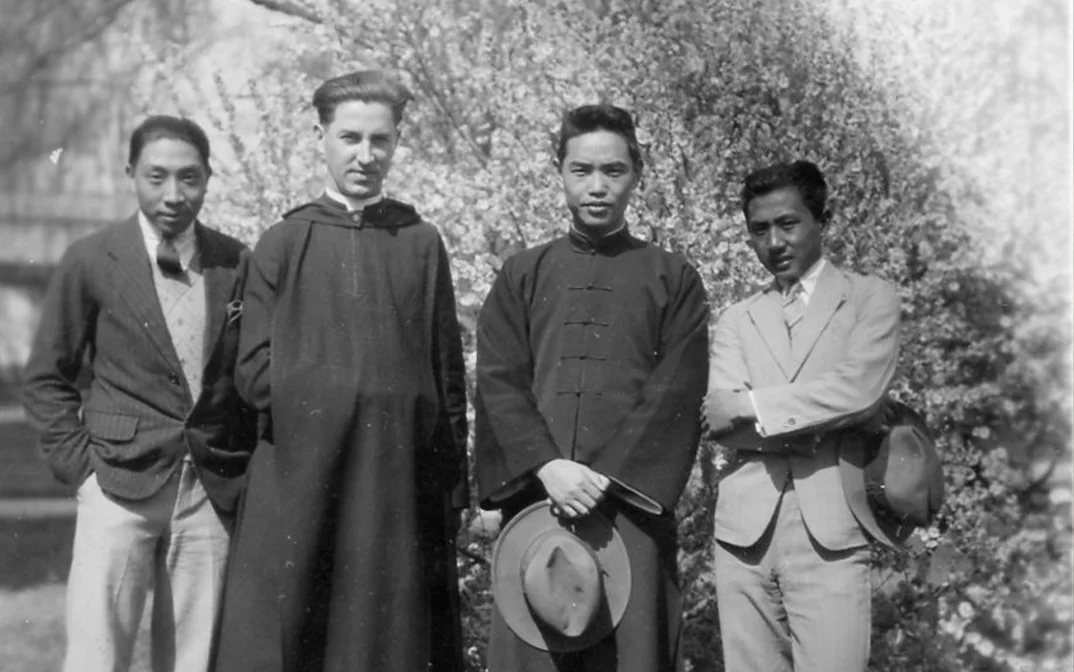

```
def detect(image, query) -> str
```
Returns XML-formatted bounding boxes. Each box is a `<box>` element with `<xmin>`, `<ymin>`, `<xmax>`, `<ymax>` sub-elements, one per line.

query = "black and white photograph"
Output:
<box><xmin>1</xmin><ymin>0</ymin><xmax>1071</xmax><ymax>671</ymax></box>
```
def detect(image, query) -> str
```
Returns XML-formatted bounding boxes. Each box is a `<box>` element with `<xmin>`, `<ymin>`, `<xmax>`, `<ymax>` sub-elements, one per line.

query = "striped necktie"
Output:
<box><xmin>782</xmin><ymin>284</ymin><xmax>805</xmax><ymax>334</ymax></box>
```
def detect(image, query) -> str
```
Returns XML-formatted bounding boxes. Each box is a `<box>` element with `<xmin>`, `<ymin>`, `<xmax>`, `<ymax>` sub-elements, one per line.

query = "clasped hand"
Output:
<box><xmin>535</xmin><ymin>459</ymin><xmax>610</xmax><ymax>519</ymax></box>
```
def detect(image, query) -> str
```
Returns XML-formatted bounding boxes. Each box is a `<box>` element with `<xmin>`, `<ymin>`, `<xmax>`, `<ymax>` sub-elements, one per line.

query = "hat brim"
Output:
<box><xmin>841</xmin><ymin>403</ymin><xmax>938</xmax><ymax>547</ymax></box>
<box><xmin>491</xmin><ymin>501</ymin><xmax>632</xmax><ymax>652</ymax></box>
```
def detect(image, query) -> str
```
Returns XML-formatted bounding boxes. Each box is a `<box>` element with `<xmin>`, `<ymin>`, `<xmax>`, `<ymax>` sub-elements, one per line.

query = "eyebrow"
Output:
<box><xmin>338</xmin><ymin>130</ymin><xmax>393</xmax><ymax>138</ymax></box>
<box><xmin>143</xmin><ymin>164</ymin><xmax>204</xmax><ymax>174</ymax></box>
<box><xmin>568</xmin><ymin>159</ymin><xmax>629</xmax><ymax>168</ymax></box>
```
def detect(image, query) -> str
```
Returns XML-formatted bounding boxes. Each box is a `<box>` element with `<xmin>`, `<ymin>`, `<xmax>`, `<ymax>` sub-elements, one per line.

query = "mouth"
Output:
<box><xmin>771</xmin><ymin>256</ymin><xmax>793</xmax><ymax>271</ymax></box>
<box><xmin>348</xmin><ymin>171</ymin><xmax>378</xmax><ymax>182</ymax></box>
<box><xmin>158</xmin><ymin>212</ymin><xmax>183</xmax><ymax>221</ymax></box>
<box><xmin>582</xmin><ymin>203</ymin><xmax>613</xmax><ymax>216</ymax></box>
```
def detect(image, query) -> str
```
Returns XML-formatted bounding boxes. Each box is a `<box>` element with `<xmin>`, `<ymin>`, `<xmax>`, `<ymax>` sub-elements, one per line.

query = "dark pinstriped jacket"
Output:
<box><xmin>21</xmin><ymin>216</ymin><xmax>256</xmax><ymax>512</ymax></box>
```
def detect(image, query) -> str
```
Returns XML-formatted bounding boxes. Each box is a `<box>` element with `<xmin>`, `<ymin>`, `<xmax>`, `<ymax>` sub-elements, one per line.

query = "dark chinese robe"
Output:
<box><xmin>475</xmin><ymin>227</ymin><xmax>709</xmax><ymax>671</ymax></box>
<box><xmin>210</xmin><ymin>196</ymin><xmax>468</xmax><ymax>672</ymax></box>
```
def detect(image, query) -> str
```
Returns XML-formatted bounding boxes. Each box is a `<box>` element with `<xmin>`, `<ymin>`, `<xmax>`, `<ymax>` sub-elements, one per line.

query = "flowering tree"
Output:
<box><xmin>136</xmin><ymin>0</ymin><xmax>1071</xmax><ymax>669</ymax></box>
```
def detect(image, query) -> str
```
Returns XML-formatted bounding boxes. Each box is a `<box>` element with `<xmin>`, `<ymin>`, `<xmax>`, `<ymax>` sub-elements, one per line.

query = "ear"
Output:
<box><xmin>125</xmin><ymin>163</ymin><xmax>134</xmax><ymax>179</ymax></box>
<box><xmin>819</xmin><ymin>208</ymin><xmax>833</xmax><ymax>229</ymax></box>
<box><xmin>314</xmin><ymin>123</ymin><xmax>325</xmax><ymax>141</ymax></box>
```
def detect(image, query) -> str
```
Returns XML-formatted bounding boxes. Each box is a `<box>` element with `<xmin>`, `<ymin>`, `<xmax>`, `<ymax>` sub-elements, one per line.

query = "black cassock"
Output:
<box><xmin>475</xmin><ymin>227</ymin><xmax>709</xmax><ymax>672</ymax></box>
<box><xmin>211</xmin><ymin>196</ymin><xmax>468</xmax><ymax>672</ymax></box>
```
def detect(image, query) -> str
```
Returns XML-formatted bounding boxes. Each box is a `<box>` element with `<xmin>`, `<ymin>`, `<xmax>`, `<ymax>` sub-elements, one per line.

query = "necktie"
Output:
<box><xmin>782</xmin><ymin>284</ymin><xmax>805</xmax><ymax>334</ymax></box>
<box><xmin>157</xmin><ymin>237</ymin><xmax>183</xmax><ymax>275</ymax></box>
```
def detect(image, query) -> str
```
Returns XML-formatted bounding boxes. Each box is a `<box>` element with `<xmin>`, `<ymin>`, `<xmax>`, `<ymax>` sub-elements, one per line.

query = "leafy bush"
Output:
<box><xmin>137</xmin><ymin>0</ymin><xmax>1072</xmax><ymax>669</ymax></box>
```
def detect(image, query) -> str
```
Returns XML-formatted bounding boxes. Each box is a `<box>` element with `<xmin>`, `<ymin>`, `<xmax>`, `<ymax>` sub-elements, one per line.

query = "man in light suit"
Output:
<box><xmin>702</xmin><ymin>160</ymin><xmax>901</xmax><ymax>672</ymax></box>
<box><xmin>22</xmin><ymin>115</ymin><xmax>255</xmax><ymax>672</ymax></box>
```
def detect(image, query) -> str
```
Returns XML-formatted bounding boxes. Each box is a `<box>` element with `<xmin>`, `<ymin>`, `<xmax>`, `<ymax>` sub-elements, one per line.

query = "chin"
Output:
<box><xmin>776</xmin><ymin>269</ymin><xmax>802</xmax><ymax>285</ymax></box>
<box><xmin>347</xmin><ymin>185</ymin><xmax>380</xmax><ymax>199</ymax></box>
<box><xmin>157</xmin><ymin>219</ymin><xmax>194</xmax><ymax>236</ymax></box>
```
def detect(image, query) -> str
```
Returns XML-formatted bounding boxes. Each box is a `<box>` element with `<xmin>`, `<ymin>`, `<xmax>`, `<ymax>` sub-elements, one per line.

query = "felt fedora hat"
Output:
<box><xmin>491</xmin><ymin>501</ymin><xmax>632</xmax><ymax>652</ymax></box>
<box><xmin>842</xmin><ymin>401</ymin><xmax>945</xmax><ymax>545</ymax></box>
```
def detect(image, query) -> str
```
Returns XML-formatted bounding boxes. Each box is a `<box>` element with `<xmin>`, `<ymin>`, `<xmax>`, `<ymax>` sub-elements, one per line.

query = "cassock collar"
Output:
<box><xmin>568</xmin><ymin>224</ymin><xmax>633</xmax><ymax>254</ymax></box>
<box><xmin>282</xmin><ymin>194</ymin><xmax>421</xmax><ymax>230</ymax></box>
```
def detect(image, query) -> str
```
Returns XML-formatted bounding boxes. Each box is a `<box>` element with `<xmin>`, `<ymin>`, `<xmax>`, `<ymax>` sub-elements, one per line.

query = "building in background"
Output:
<box><xmin>0</xmin><ymin>0</ymin><xmax>289</xmax><ymax>403</ymax></box>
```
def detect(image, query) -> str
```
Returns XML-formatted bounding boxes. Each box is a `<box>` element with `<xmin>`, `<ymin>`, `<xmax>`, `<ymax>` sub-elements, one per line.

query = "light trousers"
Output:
<box><xmin>63</xmin><ymin>459</ymin><xmax>231</xmax><ymax>672</ymax></box>
<box><xmin>714</xmin><ymin>486</ymin><xmax>871</xmax><ymax>672</ymax></box>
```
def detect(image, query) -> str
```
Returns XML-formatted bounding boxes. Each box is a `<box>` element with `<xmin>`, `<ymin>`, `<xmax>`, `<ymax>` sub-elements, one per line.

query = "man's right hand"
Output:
<box><xmin>535</xmin><ymin>459</ymin><xmax>610</xmax><ymax>519</ymax></box>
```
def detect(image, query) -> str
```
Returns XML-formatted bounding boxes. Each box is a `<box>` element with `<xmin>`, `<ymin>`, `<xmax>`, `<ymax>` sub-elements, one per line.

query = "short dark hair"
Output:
<box><xmin>555</xmin><ymin>104</ymin><xmax>643</xmax><ymax>173</ymax></box>
<box><xmin>128</xmin><ymin>115</ymin><xmax>212</xmax><ymax>172</ymax></box>
<box><xmin>312</xmin><ymin>70</ymin><xmax>412</xmax><ymax>126</ymax></box>
<box><xmin>741</xmin><ymin>160</ymin><xmax>829</xmax><ymax>220</ymax></box>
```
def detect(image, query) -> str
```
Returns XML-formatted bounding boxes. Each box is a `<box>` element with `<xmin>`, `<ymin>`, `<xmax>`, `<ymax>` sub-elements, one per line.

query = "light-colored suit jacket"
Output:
<box><xmin>709</xmin><ymin>261</ymin><xmax>901</xmax><ymax>551</ymax></box>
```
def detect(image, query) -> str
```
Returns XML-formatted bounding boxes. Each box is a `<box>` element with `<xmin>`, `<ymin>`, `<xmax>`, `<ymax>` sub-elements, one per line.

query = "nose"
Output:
<box><xmin>355</xmin><ymin>141</ymin><xmax>374</xmax><ymax>165</ymax></box>
<box><xmin>765</xmin><ymin>227</ymin><xmax>785</xmax><ymax>250</ymax></box>
<box><xmin>162</xmin><ymin>178</ymin><xmax>184</xmax><ymax>204</ymax></box>
<box><xmin>586</xmin><ymin>172</ymin><xmax>608</xmax><ymax>197</ymax></box>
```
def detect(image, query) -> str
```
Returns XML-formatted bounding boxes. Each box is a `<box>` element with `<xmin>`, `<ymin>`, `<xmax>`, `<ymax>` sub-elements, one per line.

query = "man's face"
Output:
<box><xmin>746</xmin><ymin>186</ymin><xmax>826</xmax><ymax>288</ymax></box>
<box><xmin>560</xmin><ymin>130</ymin><xmax>638</xmax><ymax>232</ymax></box>
<box><xmin>127</xmin><ymin>137</ymin><xmax>209</xmax><ymax>238</ymax></box>
<box><xmin>318</xmin><ymin>100</ymin><xmax>398</xmax><ymax>201</ymax></box>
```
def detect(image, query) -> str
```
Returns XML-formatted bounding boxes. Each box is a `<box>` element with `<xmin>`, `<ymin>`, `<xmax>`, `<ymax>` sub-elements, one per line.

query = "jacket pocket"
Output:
<box><xmin>84</xmin><ymin>410</ymin><xmax>139</xmax><ymax>443</ymax></box>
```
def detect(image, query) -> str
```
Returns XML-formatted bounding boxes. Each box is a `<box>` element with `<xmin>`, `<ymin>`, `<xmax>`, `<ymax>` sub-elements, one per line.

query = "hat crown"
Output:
<box><xmin>521</xmin><ymin>532</ymin><xmax>603</xmax><ymax>637</ymax></box>
<box><xmin>491</xmin><ymin>501</ymin><xmax>633</xmax><ymax>652</ymax></box>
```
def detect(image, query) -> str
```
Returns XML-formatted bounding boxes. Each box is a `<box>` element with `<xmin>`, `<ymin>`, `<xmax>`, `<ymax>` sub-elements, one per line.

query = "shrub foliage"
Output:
<box><xmin>140</xmin><ymin>0</ymin><xmax>1072</xmax><ymax>669</ymax></box>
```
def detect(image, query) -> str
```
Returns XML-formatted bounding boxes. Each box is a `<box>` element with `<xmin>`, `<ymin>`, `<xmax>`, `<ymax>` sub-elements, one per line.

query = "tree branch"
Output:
<box><xmin>245</xmin><ymin>0</ymin><xmax>323</xmax><ymax>23</ymax></box>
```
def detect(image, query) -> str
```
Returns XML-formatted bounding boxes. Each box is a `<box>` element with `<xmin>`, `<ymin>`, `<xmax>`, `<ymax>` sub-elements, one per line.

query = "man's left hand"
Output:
<box><xmin>701</xmin><ymin>389</ymin><xmax>755</xmax><ymax>438</ymax></box>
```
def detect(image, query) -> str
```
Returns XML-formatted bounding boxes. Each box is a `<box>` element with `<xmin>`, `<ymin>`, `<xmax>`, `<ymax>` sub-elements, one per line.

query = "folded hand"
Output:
<box><xmin>536</xmin><ymin>459</ymin><xmax>610</xmax><ymax>519</ymax></box>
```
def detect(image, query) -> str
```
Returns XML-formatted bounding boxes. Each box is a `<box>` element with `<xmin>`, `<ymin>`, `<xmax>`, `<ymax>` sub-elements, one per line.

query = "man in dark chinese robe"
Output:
<box><xmin>475</xmin><ymin>104</ymin><xmax>709</xmax><ymax>671</ymax></box>
<box><xmin>210</xmin><ymin>70</ymin><xmax>469</xmax><ymax>672</ymax></box>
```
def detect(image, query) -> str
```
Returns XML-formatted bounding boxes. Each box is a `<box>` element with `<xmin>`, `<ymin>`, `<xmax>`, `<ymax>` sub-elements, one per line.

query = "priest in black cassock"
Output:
<box><xmin>475</xmin><ymin>104</ymin><xmax>710</xmax><ymax>671</ymax></box>
<box><xmin>210</xmin><ymin>71</ymin><xmax>469</xmax><ymax>672</ymax></box>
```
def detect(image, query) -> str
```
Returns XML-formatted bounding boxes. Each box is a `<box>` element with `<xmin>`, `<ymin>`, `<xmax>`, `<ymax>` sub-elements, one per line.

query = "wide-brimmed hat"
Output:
<box><xmin>842</xmin><ymin>401</ymin><xmax>945</xmax><ymax>545</ymax></box>
<box><xmin>491</xmin><ymin>501</ymin><xmax>632</xmax><ymax>652</ymax></box>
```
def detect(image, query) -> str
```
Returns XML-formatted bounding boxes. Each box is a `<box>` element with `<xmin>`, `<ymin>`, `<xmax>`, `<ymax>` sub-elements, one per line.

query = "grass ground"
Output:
<box><xmin>0</xmin><ymin>414</ymin><xmax>72</xmax><ymax>499</ymax></box>
<box><xmin>0</xmin><ymin>517</ymin><xmax>153</xmax><ymax>671</ymax></box>
<box><xmin>1</xmin><ymin>412</ymin><xmax>149</xmax><ymax>670</ymax></box>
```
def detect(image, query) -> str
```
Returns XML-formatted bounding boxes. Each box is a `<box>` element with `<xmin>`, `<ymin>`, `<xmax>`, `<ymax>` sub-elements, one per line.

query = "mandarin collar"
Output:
<box><xmin>568</xmin><ymin>225</ymin><xmax>632</xmax><ymax>254</ymax></box>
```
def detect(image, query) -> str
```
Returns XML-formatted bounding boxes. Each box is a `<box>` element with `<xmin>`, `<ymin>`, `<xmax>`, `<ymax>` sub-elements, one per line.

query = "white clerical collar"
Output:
<box><xmin>324</xmin><ymin>184</ymin><xmax>384</xmax><ymax>212</ymax></box>
<box><xmin>138</xmin><ymin>210</ymin><xmax>198</xmax><ymax>272</ymax></box>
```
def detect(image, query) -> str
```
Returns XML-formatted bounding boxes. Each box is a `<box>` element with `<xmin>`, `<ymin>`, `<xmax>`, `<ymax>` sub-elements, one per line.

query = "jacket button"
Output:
<box><xmin>168</xmin><ymin>374</ymin><xmax>181</xmax><ymax>386</ymax></box>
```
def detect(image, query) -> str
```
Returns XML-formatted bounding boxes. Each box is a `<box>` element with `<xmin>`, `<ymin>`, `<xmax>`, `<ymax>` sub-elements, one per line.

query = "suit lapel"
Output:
<box><xmin>788</xmin><ymin>262</ymin><xmax>849</xmax><ymax>379</ymax></box>
<box><xmin>747</xmin><ymin>290</ymin><xmax>792</xmax><ymax>379</ymax></box>
<box><xmin>108</xmin><ymin>216</ymin><xmax>183</xmax><ymax>370</ymax></box>
<box><xmin>197</xmin><ymin>225</ymin><xmax>236</xmax><ymax>365</ymax></box>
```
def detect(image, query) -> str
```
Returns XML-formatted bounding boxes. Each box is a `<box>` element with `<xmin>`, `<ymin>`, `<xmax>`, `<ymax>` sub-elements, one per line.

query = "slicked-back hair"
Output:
<box><xmin>128</xmin><ymin>115</ymin><xmax>212</xmax><ymax>172</ymax></box>
<box><xmin>741</xmin><ymin>160</ymin><xmax>829</xmax><ymax>221</ymax></box>
<box><xmin>312</xmin><ymin>70</ymin><xmax>412</xmax><ymax>126</ymax></box>
<box><xmin>555</xmin><ymin>104</ymin><xmax>644</xmax><ymax>173</ymax></box>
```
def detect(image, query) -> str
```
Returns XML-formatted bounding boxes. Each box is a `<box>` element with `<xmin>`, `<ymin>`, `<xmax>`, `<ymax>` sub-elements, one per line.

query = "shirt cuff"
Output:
<box><xmin>748</xmin><ymin>390</ymin><xmax>768</xmax><ymax>437</ymax></box>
